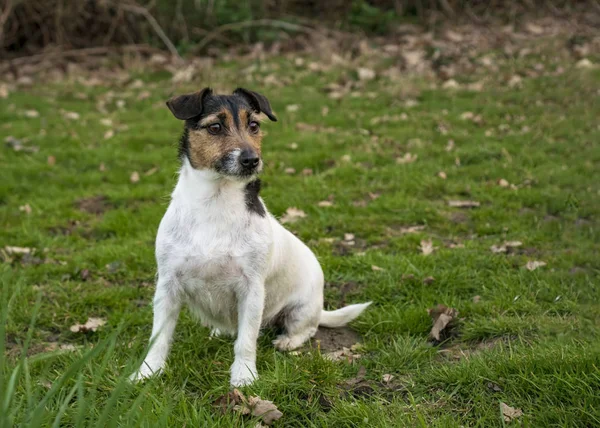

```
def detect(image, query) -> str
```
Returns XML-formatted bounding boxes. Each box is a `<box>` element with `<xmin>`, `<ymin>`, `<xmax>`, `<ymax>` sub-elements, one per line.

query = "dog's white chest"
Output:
<box><xmin>156</xmin><ymin>196</ymin><xmax>271</xmax><ymax>330</ymax></box>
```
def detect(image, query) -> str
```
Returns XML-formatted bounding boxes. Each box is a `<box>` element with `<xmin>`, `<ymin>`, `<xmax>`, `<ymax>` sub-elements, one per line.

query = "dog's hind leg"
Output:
<box><xmin>273</xmin><ymin>299</ymin><xmax>321</xmax><ymax>351</ymax></box>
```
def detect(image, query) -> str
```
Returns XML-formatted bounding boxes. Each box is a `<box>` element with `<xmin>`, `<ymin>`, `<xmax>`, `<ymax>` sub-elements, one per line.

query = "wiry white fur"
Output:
<box><xmin>131</xmin><ymin>157</ymin><xmax>371</xmax><ymax>386</ymax></box>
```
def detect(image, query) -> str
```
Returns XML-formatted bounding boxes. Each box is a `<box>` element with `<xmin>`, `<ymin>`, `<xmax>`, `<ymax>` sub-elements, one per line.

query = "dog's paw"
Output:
<box><xmin>230</xmin><ymin>359</ymin><xmax>258</xmax><ymax>387</ymax></box>
<box><xmin>273</xmin><ymin>334</ymin><xmax>305</xmax><ymax>351</ymax></box>
<box><xmin>129</xmin><ymin>361</ymin><xmax>163</xmax><ymax>383</ymax></box>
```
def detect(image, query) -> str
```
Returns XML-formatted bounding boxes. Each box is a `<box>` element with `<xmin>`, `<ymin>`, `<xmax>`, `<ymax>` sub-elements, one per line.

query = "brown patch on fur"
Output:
<box><xmin>188</xmin><ymin>108</ymin><xmax>263</xmax><ymax>169</ymax></box>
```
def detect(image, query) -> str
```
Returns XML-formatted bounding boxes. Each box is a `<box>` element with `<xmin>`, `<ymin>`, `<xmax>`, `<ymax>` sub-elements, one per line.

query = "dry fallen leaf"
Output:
<box><xmin>144</xmin><ymin>167</ymin><xmax>158</xmax><ymax>176</ymax></box>
<box><xmin>427</xmin><ymin>304</ymin><xmax>459</xmax><ymax>341</ymax></box>
<box><xmin>344</xmin><ymin>233</ymin><xmax>355</xmax><ymax>241</ymax></box>
<box><xmin>100</xmin><ymin>118</ymin><xmax>113</xmax><ymax>127</ymax></box>
<box><xmin>419</xmin><ymin>239</ymin><xmax>435</xmax><ymax>256</ymax></box>
<box><xmin>63</xmin><ymin>111</ymin><xmax>80</xmax><ymax>120</ymax></box>
<box><xmin>371</xmin><ymin>265</ymin><xmax>385</xmax><ymax>272</ymax></box>
<box><xmin>498</xmin><ymin>178</ymin><xmax>510</xmax><ymax>187</ymax></box>
<box><xmin>286</xmin><ymin>104</ymin><xmax>299</xmax><ymax>112</ymax></box>
<box><xmin>47</xmin><ymin>155</ymin><xmax>56</xmax><ymax>166</ymax></box>
<box><xmin>575</xmin><ymin>58</ymin><xmax>594</xmax><ymax>69</ymax></box>
<box><xmin>438</xmin><ymin>171</ymin><xmax>447</xmax><ymax>179</ymax></box>
<box><xmin>280</xmin><ymin>207</ymin><xmax>306</xmax><ymax>224</ymax></box>
<box><xmin>24</xmin><ymin>110</ymin><xmax>39</xmax><ymax>118</ymax></box>
<box><xmin>19</xmin><ymin>204</ymin><xmax>32</xmax><ymax>215</ymax></box>
<box><xmin>243</xmin><ymin>396</ymin><xmax>284</xmax><ymax>425</ymax></box>
<box><xmin>130</xmin><ymin>172</ymin><xmax>140</xmax><ymax>183</ymax></box>
<box><xmin>99</xmin><ymin>163</ymin><xmax>106</xmax><ymax>172</ymax></box>
<box><xmin>214</xmin><ymin>389</ymin><xmax>283</xmax><ymax>425</ymax></box>
<box><xmin>500</xmin><ymin>402</ymin><xmax>523</xmax><ymax>423</ymax></box>
<box><xmin>324</xmin><ymin>345</ymin><xmax>363</xmax><ymax>362</ymax></box>
<box><xmin>448</xmin><ymin>200</ymin><xmax>480</xmax><ymax>208</ymax></box>
<box><xmin>317</xmin><ymin>200</ymin><xmax>333</xmax><ymax>207</ymax></box>
<box><xmin>525</xmin><ymin>261</ymin><xmax>546</xmax><ymax>271</ymax></box>
<box><xmin>357</xmin><ymin>67</ymin><xmax>376</xmax><ymax>81</ymax></box>
<box><xmin>396</xmin><ymin>153</ymin><xmax>418</xmax><ymax>164</ymax></box>
<box><xmin>490</xmin><ymin>241</ymin><xmax>523</xmax><ymax>253</ymax></box>
<box><xmin>382</xmin><ymin>374</ymin><xmax>395</xmax><ymax>383</ymax></box>
<box><xmin>69</xmin><ymin>317</ymin><xmax>106</xmax><ymax>333</ymax></box>
<box><xmin>104</xmin><ymin>130</ymin><xmax>114</xmax><ymax>140</ymax></box>
<box><xmin>399</xmin><ymin>225</ymin><xmax>425</xmax><ymax>235</ymax></box>
<box><xmin>4</xmin><ymin>246</ymin><xmax>33</xmax><ymax>255</ymax></box>
<box><xmin>284</xmin><ymin>167</ymin><xmax>296</xmax><ymax>174</ymax></box>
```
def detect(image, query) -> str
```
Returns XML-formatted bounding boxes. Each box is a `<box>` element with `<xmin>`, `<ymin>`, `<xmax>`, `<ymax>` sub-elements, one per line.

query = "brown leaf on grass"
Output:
<box><xmin>19</xmin><ymin>204</ymin><xmax>32</xmax><ymax>215</ymax></box>
<box><xmin>24</xmin><ymin>110</ymin><xmax>39</xmax><ymax>118</ymax></box>
<box><xmin>382</xmin><ymin>374</ymin><xmax>395</xmax><ymax>383</ymax></box>
<box><xmin>357</xmin><ymin>67</ymin><xmax>376</xmax><ymax>81</ymax></box>
<box><xmin>280</xmin><ymin>207</ymin><xmax>306</xmax><ymax>224</ymax></box>
<box><xmin>104</xmin><ymin>130</ymin><xmax>115</xmax><ymax>140</ymax></box>
<box><xmin>0</xmin><ymin>83</ymin><xmax>9</xmax><ymax>99</ymax></box>
<box><xmin>525</xmin><ymin>261</ymin><xmax>546</xmax><ymax>271</ymax></box>
<box><xmin>214</xmin><ymin>389</ymin><xmax>283</xmax><ymax>425</ymax></box>
<box><xmin>490</xmin><ymin>241</ymin><xmax>523</xmax><ymax>254</ymax></box>
<box><xmin>4</xmin><ymin>246</ymin><xmax>33</xmax><ymax>255</ymax></box>
<box><xmin>427</xmin><ymin>304</ymin><xmax>459</xmax><ymax>341</ymax></box>
<box><xmin>419</xmin><ymin>240</ymin><xmax>435</xmax><ymax>256</ymax></box>
<box><xmin>284</xmin><ymin>167</ymin><xmax>296</xmax><ymax>174</ymax></box>
<box><xmin>69</xmin><ymin>317</ymin><xmax>106</xmax><ymax>333</ymax></box>
<box><xmin>371</xmin><ymin>265</ymin><xmax>385</xmax><ymax>272</ymax></box>
<box><xmin>130</xmin><ymin>171</ymin><xmax>140</xmax><ymax>183</ymax></box>
<box><xmin>501</xmin><ymin>402</ymin><xmax>523</xmax><ymax>422</ymax></box>
<box><xmin>302</xmin><ymin>168</ymin><xmax>313</xmax><ymax>176</ymax></box>
<box><xmin>63</xmin><ymin>111</ymin><xmax>80</xmax><ymax>120</ymax></box>
<box><xmin>396</xmin><ymin>153</ymin><xmax>417</xmax><ymax>164</ymax></box>
<box><xmin>398</xmin><ymin>225</ymin><xmax>425</xmax><ymax>235</ymax></box>
<box><xmin>243</xmin><ymin>396</ymin><xmax>283</xmax><ymax>425</ymax></box>
<box><xmin>317</xmin><ymin>200</ymin><xmax>334</xmax><ymax>207</ymax></box>
<box><xmin>423</xmin><ymin>276</ymin><xmax>435</xmax><ymax>285</ymax></box>
<box><xmin>473</xmin><ymin>295</ymin><xmax>481</xmax><ymax>303</ymax></box>
<box><xmin>498</xmin><ymin>178</ymin><xmax>510</xmax><ymax>187</ymax></box>
<box><xmin>448</xmin><ymin>200</ymin><xmax>480</xmax><ymax>208</ymax></box>
<box><xmin>99</xmin><ymin>163</ymin><xmax>106</xmax><ymax>172</ymax></box>
<box><xmin>324</xmin><ymin>344</ymin><xmax>363</xmax><ymax>362</ymax></box>
<box><xmin>47</xmin><ymin>156</ymin><xmax>56</xmax><ymax>166</ymax></box>
<box><xmin>144</xmin><ymin>167</ymin><xmax>159</xmax><ymax>176</ymax></box>
<box><xmin>438</xmin><ymin>171</ymin><xmax>447</xmax><ymax>179</ymax></box>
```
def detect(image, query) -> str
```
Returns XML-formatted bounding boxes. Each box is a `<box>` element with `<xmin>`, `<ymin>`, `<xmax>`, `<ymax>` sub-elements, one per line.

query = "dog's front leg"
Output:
<box><xmin>131</xmin><ymin>281</ymin><xmax>181</xmax><ymax>381</ymax></box>
<box><xmin>230</xmin><ymin>281</ymin><xmax>264</xmax><ymax>387</ymax></box>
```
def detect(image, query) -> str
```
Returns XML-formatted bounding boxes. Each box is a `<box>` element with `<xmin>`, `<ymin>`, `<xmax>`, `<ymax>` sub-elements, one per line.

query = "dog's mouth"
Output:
<box><xmin>214</xmin><ymin>150</ymin><xmax>263</xmax><ymax>180</ymax></box>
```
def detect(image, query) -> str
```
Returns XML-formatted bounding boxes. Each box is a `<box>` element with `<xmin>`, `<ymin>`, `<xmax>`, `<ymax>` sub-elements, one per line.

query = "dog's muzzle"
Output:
<box><xmin>216</xmin><ymin>149</ymin><xmax>262</xmax><ymax>178</ymax></box>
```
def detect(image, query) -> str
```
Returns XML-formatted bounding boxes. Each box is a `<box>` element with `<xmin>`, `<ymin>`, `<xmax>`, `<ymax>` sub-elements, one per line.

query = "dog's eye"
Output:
<box><xmin>249</xmin><ymin>121</ymin><xmax>260</xmax><ymax>133</ymax></box>
<box><xmin>207</xmin><ymin>123</ymin><xmax>222</xmax><ymax>134</ymax></box>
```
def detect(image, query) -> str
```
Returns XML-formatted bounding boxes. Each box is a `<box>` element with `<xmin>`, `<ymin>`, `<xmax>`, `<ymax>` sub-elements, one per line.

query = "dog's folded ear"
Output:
<box><xmin>166</xmin><ymin>88</ymin><xmax>213</xmax><ymax>120</ymax></box>
<box><xmin>233</xmin><ymin>88</ymin><xmax>277</xmax><ymax>122</ymax></box>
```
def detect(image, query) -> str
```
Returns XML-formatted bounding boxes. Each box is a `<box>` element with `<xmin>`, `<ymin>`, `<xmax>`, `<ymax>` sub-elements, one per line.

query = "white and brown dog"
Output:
<box><xmin>131</xmin><ymin>88</ymin><xmax>371</xmax><ymax>387</ymax></box>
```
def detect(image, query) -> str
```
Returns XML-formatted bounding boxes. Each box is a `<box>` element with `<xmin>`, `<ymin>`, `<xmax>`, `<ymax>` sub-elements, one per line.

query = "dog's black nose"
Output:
<box><xmin>240</xmin><ymin>149</ymin><xmax>260</xmax><ymax>169</ymax></box>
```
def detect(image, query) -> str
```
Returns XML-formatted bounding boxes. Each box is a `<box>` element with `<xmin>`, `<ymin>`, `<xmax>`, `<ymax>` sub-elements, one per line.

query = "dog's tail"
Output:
<box><xmin>318</xmin><ymin>302</ymin><xmax>372</xmax><ymax>328</ymax></box>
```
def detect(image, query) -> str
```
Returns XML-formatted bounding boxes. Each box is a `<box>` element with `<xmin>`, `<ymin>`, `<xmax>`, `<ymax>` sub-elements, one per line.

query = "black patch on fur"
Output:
<box><xmin>245</xmin><ymin>179</ymin><xmax>265</xmax><ymax>217</ymax></box>
<box><xmin>178</xmin><ymin>126</ymin><xmax>191</xmax><ymax>162</ymax></box>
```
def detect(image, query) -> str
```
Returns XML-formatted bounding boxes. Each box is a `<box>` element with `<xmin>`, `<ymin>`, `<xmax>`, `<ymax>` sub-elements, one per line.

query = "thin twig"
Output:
<box><xmin>195</xmin><ymin>19</ymin><xmax>317</xmax><ymax>53</ymax></box>
<box><xmin>118</xmin><ymin>2</ymin><xmax>181</xmax><ymax>60</ymax></box>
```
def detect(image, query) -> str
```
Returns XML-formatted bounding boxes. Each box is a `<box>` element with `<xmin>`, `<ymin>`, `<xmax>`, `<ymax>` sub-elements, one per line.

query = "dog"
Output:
<box><xmin>131</xmin><ymin>88</ymin><xmax>371</xmax><ymax>387</ymax></box>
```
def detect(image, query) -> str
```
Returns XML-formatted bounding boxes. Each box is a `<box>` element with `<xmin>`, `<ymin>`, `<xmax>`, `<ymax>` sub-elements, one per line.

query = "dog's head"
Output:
<box><xmin>167</xmin><ymin>88</ymin><xmax>277</xmax><ymax>180</ymax></box>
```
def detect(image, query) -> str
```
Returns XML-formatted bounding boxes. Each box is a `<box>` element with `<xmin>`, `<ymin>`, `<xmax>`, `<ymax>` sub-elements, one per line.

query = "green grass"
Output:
<box><xmin>1</xmin><ymin>40</ymin><xmax>599</xmax><ymax>427</ymax></box>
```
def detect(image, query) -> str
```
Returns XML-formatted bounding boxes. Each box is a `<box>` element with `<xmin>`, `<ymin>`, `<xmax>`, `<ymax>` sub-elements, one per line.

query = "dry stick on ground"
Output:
<box><xmin>194</xmin><ymin>19</ymin><xmax>320</xmax><ymax>53</ymax></box>
<box><xmin>117</xmin><ymin>2</ymin><xmax>182</xmax><ymax>61</ymax></box>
